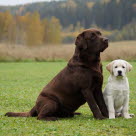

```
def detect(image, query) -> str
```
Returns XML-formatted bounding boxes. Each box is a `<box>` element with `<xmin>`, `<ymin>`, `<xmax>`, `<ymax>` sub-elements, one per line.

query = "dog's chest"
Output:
<box><xmin>113</xmin><ymin>86</ymin><xmax>128</xmax><ymax>95</ymax></box>
<box><xmin>111</xmin><ymin>81</ymin><xmax>129</xmax><ymax>107</ymax></box>
<box><xmin>111</xmin><ymin>80</ymin><xmax>129</xmax><ymax>96</ymax></box>
<box><xmin>113</xmin><ymin>88</ymin><xmax>126</xmax><ymax>98</ymax></box>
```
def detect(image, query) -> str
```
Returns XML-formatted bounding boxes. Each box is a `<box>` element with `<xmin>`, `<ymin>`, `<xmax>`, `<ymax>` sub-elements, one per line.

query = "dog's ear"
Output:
<box><xmin>125</xmin><ymin>61</ymin><xmax>132</xmax><ymax>72</ymax></box>
<box><xmin>75</xmin><ymin>32</ymin><xmax>87</xmax><ymax>50</ymax></box>
<box><xmin>106</xmin><ymin>61</ymin><xmax>115</xmax><ymax>73</ymax></box>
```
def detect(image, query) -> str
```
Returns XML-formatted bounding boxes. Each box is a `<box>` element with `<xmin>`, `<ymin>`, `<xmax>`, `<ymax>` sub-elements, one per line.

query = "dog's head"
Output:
<box><xmin>106</xmin><ymin>59</ymin><xmax>132</xmax><ymax>77</ymax></box>
<box><xmin>75</xmin><ymin>28</ymin><xmax>108</xmax><ymax>53</ymax></box>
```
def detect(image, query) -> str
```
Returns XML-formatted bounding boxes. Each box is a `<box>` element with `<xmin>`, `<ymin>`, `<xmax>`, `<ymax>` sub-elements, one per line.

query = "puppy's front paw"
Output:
<box><xmin>109</xmin><ymin>113</ymin><xmax>115</xmax><ymax>119</ymax></box>
<box><xmin>109</xmin><ymin>117</ymin><xmax>115</xmax><ymax>119</ymax></box>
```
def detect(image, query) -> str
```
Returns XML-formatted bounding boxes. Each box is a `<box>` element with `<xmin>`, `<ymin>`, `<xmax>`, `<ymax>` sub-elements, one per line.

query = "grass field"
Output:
<box><xmin>0</xmin><ymin>62</ymin><xmax>136</xmax><ymax>136</ymax></box>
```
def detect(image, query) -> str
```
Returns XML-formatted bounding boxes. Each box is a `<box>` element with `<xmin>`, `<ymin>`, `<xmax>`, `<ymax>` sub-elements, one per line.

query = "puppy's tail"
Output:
<box><xmin>5</xmin><ymin>106</ymin><xmax>37</xmax><ymax>117</ymax></box>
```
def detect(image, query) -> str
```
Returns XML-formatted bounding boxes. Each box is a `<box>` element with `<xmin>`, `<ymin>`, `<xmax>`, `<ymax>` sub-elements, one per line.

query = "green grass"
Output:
<box><xmin>0</xmin><ymin>62</ymin><xmax>136</xmax><ymax>136</ymax></box>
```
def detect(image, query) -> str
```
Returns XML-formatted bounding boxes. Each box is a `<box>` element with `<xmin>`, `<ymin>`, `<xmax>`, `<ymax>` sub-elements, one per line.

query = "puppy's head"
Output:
<box><xmin>75</xmin><ymin>28</ymin><xmax>108</xmax><ymax>53</ymax></box>
<box><xmin>106</xmin><ymin>59</ymin><xmax>132</xmax><ymax>77</ymax></box>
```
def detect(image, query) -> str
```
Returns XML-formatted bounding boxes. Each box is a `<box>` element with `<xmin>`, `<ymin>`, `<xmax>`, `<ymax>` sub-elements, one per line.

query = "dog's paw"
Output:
<box><xmin>109</xmin><ymin>113</ymin><xmax>115</xmax><ymax>119</ymax></box>
<box><xmin>122</xmin><ymin>113</ymin><xmax>134</xmax><ymax>119</ymax></box>
<box><xmin>37</xmin><ymin>116</ymin><xmax>58</xmax><ymax>121</ymax></box>
<box><xmin>45</xmin><ymin>117</ymin><xmax>58</xmax><ymax>121</ymax></box>
<box><xmin>115</xmin><ymin>112</ymin><xmax>122</xmax><ymax>117</ymax></box>
<box><xmin>109</xmin><ymin>117</ymin><xmax>115</xmax><ymax>119</ymax></box>
<box><xmin>103</xmin><ymin>110</ymin><xmax>109</xmax><ymax>118</ymax></box>
<box><xmin>124</xmin><ymin>116</ymin><xmax>132</xmax><ymax>119</ymax></box>
<box><xmin>124</xmin><ymin>114</ymin><xmax>134</xmax><ymax>119</ymax></box>
<box><xmin>129</xmin><ymin>113</ymin><xmax>135</xmax><ymax>117</ymax></box>
<box><xmin>74</xmin><ymin>112</ymin><xmax>81</xmax><ymax>115</ymax></box>
<box><xmin>95</xmin><ymin>115</ymin><xmax>107</xmax><ymax>120</ymax></box>
<box><xmin>123</xmin><ymin>114</ymin><xmax>132</xmax><ymax>119</ymax></box>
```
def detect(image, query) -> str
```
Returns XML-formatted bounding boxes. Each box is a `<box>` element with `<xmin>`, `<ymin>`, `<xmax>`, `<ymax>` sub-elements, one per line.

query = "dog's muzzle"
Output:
<box><xmin>118</xmin><ymin>70</ymin><xmax>122</xmax><ymax>76</ymax></box>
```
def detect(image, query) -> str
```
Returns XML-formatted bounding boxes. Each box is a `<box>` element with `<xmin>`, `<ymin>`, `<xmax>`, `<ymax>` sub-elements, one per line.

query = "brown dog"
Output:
<box><xmin>5</xmin><ymin>28</ymin><xmax>109</xmax><ymax>121</ymax></box>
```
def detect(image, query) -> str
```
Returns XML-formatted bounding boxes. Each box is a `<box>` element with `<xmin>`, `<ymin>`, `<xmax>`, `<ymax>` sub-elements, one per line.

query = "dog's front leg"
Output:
<box><xmin>107</xmin><ymin>95</ymin><xmax>115</xmax><ymax>119</ymax></box>
<box><xmin>122</xmin><ymin>95</ymin><xmax>132</xmax><ymax>119</ymax></box>
<box><xmin>82</xmin><ymin>89</ymin><xmax>105</xmax><ymax>120</ymax></box>
<box><xmin>93</xmin><ymin>87</ymin><xmax>108</xmax><ymax>118</ymax></box>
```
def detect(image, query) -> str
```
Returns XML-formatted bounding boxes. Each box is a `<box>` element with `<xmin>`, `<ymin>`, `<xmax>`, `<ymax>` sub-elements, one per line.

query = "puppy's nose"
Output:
<box><xmin>103</xmin><ymin>37</ymin><xmax>108</xmax><ymax>43</ymax></box>
<box><xmin>118</xmin><ymin>70</ymin><xmax>122</xmax><ymax>75</ymax></box>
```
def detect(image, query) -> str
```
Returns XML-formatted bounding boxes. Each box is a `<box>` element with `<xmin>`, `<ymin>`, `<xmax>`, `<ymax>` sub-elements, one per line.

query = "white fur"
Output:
<box><xmin>103</xmin><ymin>59</ymin><xmax>134</xmax><ymax>119</ymax></box>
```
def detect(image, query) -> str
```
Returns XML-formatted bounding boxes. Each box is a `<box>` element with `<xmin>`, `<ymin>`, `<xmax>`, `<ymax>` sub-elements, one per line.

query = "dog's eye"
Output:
<box><xmin>97</xmin><ymin>32</ymin><xmax>101</xmax><ymax>35</ymax></box>
<box><xmin>90</xmin><ymin>33</ymin><xmax>96</xmax><ymax>40</ymax></box>
<box><xmin>122</xmin><ymin>66</ymin><xmax>125</xmax><ymax>68</ymax></box>
<box><xmin>115</xmin><ymin>66</ymin><xmax>118</xmax><ymax>68</ymax></box>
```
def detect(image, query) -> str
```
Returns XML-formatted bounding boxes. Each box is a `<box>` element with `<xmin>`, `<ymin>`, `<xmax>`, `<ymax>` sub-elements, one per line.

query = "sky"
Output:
<box><xmin>0</xmin><ymin>0</ymin><xmax>58</xmax><ymax>6</ymax></box>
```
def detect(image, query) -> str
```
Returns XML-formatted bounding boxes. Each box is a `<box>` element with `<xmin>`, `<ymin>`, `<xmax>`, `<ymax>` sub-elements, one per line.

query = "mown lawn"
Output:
<box><xmin>0</xmin><ymin>62</ymin><xmax>136</xmax><ymax>136</ymax></box>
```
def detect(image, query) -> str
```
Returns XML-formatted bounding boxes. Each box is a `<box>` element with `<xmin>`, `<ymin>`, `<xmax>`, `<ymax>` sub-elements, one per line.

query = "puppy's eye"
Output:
<box><xmin>122</xmin><ymin>66</ymin><xmax>125</xmax><ymax>68</ymax></box>
<box><xmin>115</xmin><ymin>66</ymin><xmax>118</xmax><ymax>68</ymax></box>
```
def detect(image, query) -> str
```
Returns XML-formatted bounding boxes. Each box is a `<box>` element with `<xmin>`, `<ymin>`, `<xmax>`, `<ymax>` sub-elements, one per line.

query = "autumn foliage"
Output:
<box><xmin>0</xmin><ymin>11</ymin><xmax>62</xmax><ymax>46</ymax></box>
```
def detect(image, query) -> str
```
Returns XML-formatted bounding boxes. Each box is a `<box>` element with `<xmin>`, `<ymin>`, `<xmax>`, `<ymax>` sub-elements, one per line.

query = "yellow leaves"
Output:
<box><xmin>116</xmin><ymin>0</ymin><xmax>121</xmax><ymax>4</ymax></box>
<box><xmin>25</xmin><ymin>12</ymin><xmax>44</xmax><ymax>46</ymax></box>
<box><xmin>101</xmin><ymin>0</ymin><xmax>110</xmax><ymax>4</ymax></box>
<box><xmin>132</xmin><ymin>3</ymin><xmax>136</xmax><ymax>10</ymax></box>
<box><xmin>60</xmin><ymin>3</ymin><xmax>66</xmax><ymax>8</ymax></box>
<box><xmin>0</xmin><ymin>11</ymin><xmax>62</xmax><ymax>46</ymax></box>
<box><xmin>86</xmin><ymin>2</ymin><xmax>94</xmax><ymax>9</ymax></box>
<box><xmin>0</xmin><ymin>11</ymin><xmax>14</xmax><ymax>43</ymax></box>
<box><xmin>43</xmin><ymin>16</ymin><xmax>62</xmax><ymax>45</ymax></box>
<box><xmin>60</xmin><ymin>0</ymin><xmax>77</xmax><ymax>9</ymax></box>
<box><xmin>66</xmin><ymin>0</ymin><xmax>77</xmax><ymax>9</ymax></box>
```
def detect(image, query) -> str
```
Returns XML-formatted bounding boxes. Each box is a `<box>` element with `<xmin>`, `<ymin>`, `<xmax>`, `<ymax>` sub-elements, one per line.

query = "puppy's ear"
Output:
<box><xmin>125</xmin><ymin>61</ymin><xmax>132</xmax><ymax>72</ymax></box>
<box><xmin>75</xmin><ymin>32</ymin><xmax>87</xmax><ymax>50</ymax></box>
<box><xmin>106</xmin><ymin>61</ymin><xmax>115</xmax><ymax>73</ymax></box>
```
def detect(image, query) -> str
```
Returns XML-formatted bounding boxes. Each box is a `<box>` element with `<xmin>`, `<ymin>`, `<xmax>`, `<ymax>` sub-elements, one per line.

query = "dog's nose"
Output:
<box><xmin>103</xmin><ymin>38</ymin><xmax>108</xmax><ymax>43</ymax></box>
<box><xmin>118</xmin><ymin>70</ymin><xmax>122</xmax><ymax>75</ymax></box>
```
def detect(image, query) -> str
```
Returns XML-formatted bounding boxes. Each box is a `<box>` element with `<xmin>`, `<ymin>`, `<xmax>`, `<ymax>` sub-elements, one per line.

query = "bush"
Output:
<box><xmin>109</xmin><ymin>21</ymin><xmax>136</xmax><ymax>41</ymax></box>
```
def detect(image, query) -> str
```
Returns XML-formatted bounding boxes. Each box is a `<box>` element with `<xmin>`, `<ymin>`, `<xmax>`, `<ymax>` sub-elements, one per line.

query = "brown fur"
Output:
<box><xmin>5</xmin><ymin>28</ymin><xmax>109</xmax><ymax>121</ymax></box>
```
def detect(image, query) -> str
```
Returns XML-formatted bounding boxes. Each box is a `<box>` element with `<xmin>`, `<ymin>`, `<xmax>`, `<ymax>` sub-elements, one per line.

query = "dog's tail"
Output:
<box><xmin>5</xmin><ymin>106</ymin><xmax>37</xmax><ymax>117</ymax></box>
<box><xmin>5</xmin><ymin>112</ymin><xmax>30</xmax><ymax>117</ymax></box>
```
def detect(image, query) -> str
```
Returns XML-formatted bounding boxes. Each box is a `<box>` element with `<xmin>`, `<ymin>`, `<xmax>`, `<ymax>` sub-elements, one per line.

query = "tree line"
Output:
<box><xmin>1</xmin><ymin>0</ymin><xmax>135</xmax><ymax>30</ymax></box>
<box><xmin>0</xmin><ymin>0</ymin><xmax>136</xmax><ymax>45</ymax></box>
<box><xmin>0</xmin><ymin>11</ymin><xmax>62</xmax><ymax>46</ymax></box>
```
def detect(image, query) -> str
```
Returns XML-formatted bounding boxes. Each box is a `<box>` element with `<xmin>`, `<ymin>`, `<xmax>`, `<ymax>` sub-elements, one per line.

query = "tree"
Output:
<box><xmin>25</xmin><ymin>12</ymin><xmax>43</xmax><ymax>46</ymax></box>
<box><xmin>15</xmin><ymin>15</ymin><xmax>28</xmax><ymax>45</ymax></box>
<box><xmin>43</xmin><ymin>16</ymin><xmax>62</xmax><ymax>44</ymax></box>
<box><xmin>0</xmin><ymin>11</ymin><xmax>15</xmax><ymax>43</ymax></box>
